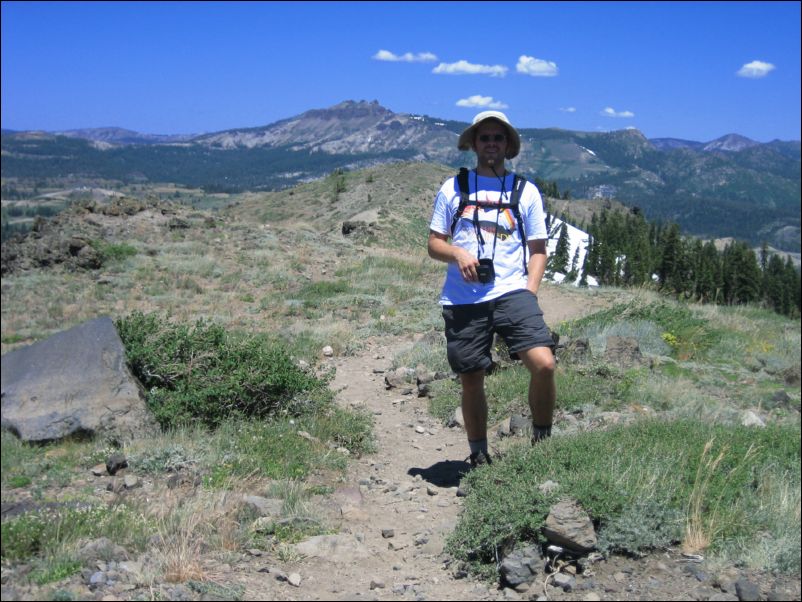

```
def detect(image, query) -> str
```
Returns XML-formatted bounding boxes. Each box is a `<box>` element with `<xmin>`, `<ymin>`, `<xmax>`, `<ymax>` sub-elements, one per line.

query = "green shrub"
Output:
<box><xmin>90</xmin><ymin>240</ymin><xmax>138</xmax><ymax>263</ymax></box>
<box><xmin>570</xmin><ymin>300</ymin><xmax>719</xmax><ymax>360</ymax></box>
<box><xmin>447</xmin><ymin>419</ymin><xmax>800</xmax><ymax>576</ymax></box>
<box><xmin>116</xmin><ymin>312</ymin><xmax>330</xmax><ymax>429</ymax></box>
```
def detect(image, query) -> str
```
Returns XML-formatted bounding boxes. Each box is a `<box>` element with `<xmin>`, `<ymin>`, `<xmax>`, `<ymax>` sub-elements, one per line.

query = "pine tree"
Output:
<box><xmin>567</xmin><ymin>247</ymin><xmax>581</xmax><ymax>282</ymax></box>
<box><xmin>657</xmin><ymin>223</ymin><xmax>683</xmax><ymax>293</ymax></box>
<box><xmin>549</xmin><ymin>222</ymin><xmax>571</xmax><ymax>274</ymax></box>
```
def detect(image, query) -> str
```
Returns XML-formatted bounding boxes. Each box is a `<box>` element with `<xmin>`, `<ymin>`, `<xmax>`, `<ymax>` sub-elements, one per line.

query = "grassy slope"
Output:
<box><xmin>1</xmin><ymin>161</ymin><xmax>800</xmax><ymax>583</ymax></box>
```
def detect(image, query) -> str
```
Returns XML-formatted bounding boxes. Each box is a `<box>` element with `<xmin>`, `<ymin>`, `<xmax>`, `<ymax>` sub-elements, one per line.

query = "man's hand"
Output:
<box><xmin>428</xmin><ymin>231</ymin><xmax>480</xmax><ymax>282</ymax></box>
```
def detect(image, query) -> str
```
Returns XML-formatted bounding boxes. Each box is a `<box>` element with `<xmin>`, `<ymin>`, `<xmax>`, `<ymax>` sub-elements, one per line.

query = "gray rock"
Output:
<box><xmin>88</xmin><ymin>571</ymin><xmax>107</xmax><ymax>588</ymax></box>
<box><xmin>499</xmin><ymin>544</ymin><xmax>542</xmax><ymax>587</ymax></box>
<box><xmin>77</xmin><ymin>537</ymin><xmax>129</xmax><ymax>562</ymax></box>
<box><xmin>542</xmin><ymin>499</ymin><xmax>597</xmax><ymax>553</ymax></box>
<box><xmin>561</xmin><ymin>338</ymin><xmax>590</xmax><ymax>363</ymax></box>
<box><xmin>449</xmin><ymin>406</ymin><xmax>465</xmax><ymax>429</ymax></box>
<box><xmin>385</xmin><ymin>367</ymin><xmax>417</xmax><ymax>390</ymax></box>
<box><xmin>735</xmin><ymin>579</ymin><xmax>761</xmax><ymax>601</ymax></box>
<box><xmin>603</xmin><ymin>336</ymin><xmax>643</xmax><ymax>368</ymax></box>
<box><xmin>1</xmin><ymin>317</ymin><xmax>158</xmax><ymax>443</ymax></box>
<box><xmin>106</xmin><ymin>453</ymin><xmax>128</xmax><ymax>475</ymax></box>
<box><xmin>242</xmin><ymin>495</ymin><xmax>284</xmax><ymax>517</ymax></box>
<box><xmin>552</xmin><ymin>572</ymin><xmax>575</xmax><ymax>591</ymax></box>
<box><xmin>509</xmin><ymin>414</ymin><xmax>532</xmax><ymax>436</ymax></box>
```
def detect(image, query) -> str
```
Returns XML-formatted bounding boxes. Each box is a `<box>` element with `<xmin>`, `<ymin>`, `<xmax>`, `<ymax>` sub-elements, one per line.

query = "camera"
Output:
<box><xmin>476</xmin><ymin>258</ymin><xmax>495</xmax><ymax>284</ymax></box>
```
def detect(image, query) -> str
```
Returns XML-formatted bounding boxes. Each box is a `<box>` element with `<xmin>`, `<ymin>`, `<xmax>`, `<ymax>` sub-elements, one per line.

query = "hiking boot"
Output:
<box><xmin>468</xmin><ymin>449</ymin><xmax>493</xmax><ymax>468</ymax></box>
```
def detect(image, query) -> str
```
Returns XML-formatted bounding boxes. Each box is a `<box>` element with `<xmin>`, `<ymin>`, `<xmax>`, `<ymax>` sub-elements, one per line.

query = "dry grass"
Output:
<box><xmin>682</xmin><ymin>438</ymin><xmax>759</xmax><ymax>554</ymax></box>
<box><xmin>151</xmin><ymin>487</ymin><xmax>246</xmax><ymax>583</ymax></box>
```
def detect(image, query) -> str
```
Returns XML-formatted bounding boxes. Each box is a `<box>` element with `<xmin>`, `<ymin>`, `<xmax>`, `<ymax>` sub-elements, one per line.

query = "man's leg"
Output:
<box><xmin>519</xmin><ymin>346</ymin><xmax>556</xmax><ymax>438</ymax></box>
<box><xmin>460</xmin><ymin>369</ymin><xmax>487</xmax><ymax>442</ymax></box>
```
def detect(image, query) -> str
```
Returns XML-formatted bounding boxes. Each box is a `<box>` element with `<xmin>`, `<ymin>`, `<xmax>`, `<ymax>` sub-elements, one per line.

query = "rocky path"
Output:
<box><xmin>233</xmin><ymin>290</ymin><xmax>800</xmax><ymax>601</ymax></box>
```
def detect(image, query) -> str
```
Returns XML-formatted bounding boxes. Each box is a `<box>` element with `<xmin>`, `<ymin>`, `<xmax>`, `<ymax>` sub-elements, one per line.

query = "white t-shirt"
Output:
<box><xmin>429</xmin><ymin>170</ymin><xmax>548</xmax><ymax>305</ymax></box>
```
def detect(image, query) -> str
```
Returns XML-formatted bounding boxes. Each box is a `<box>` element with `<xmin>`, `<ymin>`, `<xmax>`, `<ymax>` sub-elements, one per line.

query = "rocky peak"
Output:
<box><xmin>302</xmin><ymin>100</ymin><xmax>393</xmax><ymax>121</ymax></box>
<box><xmin>703</xmin><ymin>133</ymin><xmax>759</xmax><ymax>152</ymax></box>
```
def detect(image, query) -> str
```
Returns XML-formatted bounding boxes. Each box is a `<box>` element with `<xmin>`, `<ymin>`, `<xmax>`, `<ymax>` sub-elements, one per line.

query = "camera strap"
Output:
<box><xmin>452</xmin><ymin>168</ymin><xmax>529</xmax><ymax>275</ymax></box>
<box><xmin>473</xmin><ymin>170</ymin><xmax>505</xmax><ymax>262</ymax></box>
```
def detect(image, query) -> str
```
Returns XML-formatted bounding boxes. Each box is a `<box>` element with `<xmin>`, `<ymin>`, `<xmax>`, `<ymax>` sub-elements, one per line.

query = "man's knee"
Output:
<box><xmin>522</xmin><ymin>348</ymin><xmax>556</xmax><ymax>375</ymax></box>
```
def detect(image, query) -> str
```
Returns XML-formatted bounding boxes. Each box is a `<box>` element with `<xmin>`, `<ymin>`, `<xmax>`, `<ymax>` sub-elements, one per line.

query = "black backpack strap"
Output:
<box><xmin>450</xmin><ymin>167</ymin><xmax>471</xmax><ymax>235</ymax></box>
<box><xmin>509</xmin><ymin>174</ymin><xmax>529</xmax><ymax>275</ymax></box>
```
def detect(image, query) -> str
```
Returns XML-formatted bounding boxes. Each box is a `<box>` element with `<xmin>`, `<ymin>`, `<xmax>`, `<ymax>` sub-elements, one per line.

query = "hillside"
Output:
<box><xmin>1</xmin><ymin>161</ymin><xmax>800</xmax><ymax>601</ymax></box>
<box><xmin>2</xmin><ymin>100</ymin><xmax>799</xmax><ymax>251</ymax></box>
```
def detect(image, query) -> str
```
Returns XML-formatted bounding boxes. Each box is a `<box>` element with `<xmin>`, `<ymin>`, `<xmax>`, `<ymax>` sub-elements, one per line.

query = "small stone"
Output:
<box><xmin>106</xmin><ymin>453</ymin><xmax>128</xmax><ymax>476</ymax></box>
<box><xmin>370</xmin><ymin>579</ymin><xmax>385</xmax><ymax>590</ymax></box>
<box><xmin>322</xmin><ymin>345</ymin><xmax>334</xmax><ymax>357</ymax></box>
<box><xmin>91</xmin><ymin>463</ymin><xmax>107</xmax><ymax>476</ymax></box>
<box><xmin>381</xmin><ymin>529</ymin><xmax>395</xmax><ymax>538</ymax></box>
<box><xmin>89</xmin><ymin>571</ymin><xmax>107</xmax><ymax>588</ymax></box>
<box><xmin>552</xmin><ymin>573</ymin><xmax>575</xmax><ymax>591</ymax></box>
<box><xmin>288</xmin><ymin>572</ymin><xmax>301</xmax><ymax>587</ymax></box>
<box><xmin>735</xmin><ymin>579</ymin><xmax>761</xmax><ymax>601</ymax></box>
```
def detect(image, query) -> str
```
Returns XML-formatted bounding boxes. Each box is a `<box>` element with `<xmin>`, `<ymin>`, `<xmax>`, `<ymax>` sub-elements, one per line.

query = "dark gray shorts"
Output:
<box><xmin>441</xmin><ymin>289</ymin><xmax>554</xmax><ymax>374</ymax></box>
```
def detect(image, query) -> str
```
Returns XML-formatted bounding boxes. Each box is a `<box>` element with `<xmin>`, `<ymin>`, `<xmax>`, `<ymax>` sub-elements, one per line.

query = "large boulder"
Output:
<box><xmin>542</xmin><ymin>498</ymin><xmax>597</xmax><ymax>554</ymax></box>
<box><xmin>1</xmin><ymin>316</ymin><xmax>158</xmax><ymax>443</ymax></box>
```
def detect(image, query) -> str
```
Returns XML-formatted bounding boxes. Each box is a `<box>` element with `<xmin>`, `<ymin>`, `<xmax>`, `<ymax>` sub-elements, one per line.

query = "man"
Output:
<box><xmin>427</xmin><ymin>111</ymin><xmax>556</xmax><ymax>467</ymax></box>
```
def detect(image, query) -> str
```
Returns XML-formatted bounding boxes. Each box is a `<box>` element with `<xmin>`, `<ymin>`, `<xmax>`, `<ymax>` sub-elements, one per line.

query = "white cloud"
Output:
<box><xmin>516</xmin><ymin>55</ymin><xmax>559</xmax><ymax>77</ymax></box>
<box><xmin>373</xmin><ymin>49</ymin><xmax>437</xmax><ymax>63</ymax></box>
<box><xmin>601</xmin><ymin>107</ymin><xmax>635</xmax><ymax>118</ymax></box>
<box><xmin>456</xmin><ymin>95</ymin><xmax>509</xmax><ymax>109</ymax></box>
<box><xmin>736</xmin><ymin>60</ymin><xmax>776</xmax><ymax>78</ymax></box>
<box><xmin>559</xmin><ymin>107</ymin><xmax>577</xmax><ymax>113</ymax></box>
<box><xmin>433</xmin><ymin>60</ymin><xmax>508</xmax><ymax>77</ymax></box>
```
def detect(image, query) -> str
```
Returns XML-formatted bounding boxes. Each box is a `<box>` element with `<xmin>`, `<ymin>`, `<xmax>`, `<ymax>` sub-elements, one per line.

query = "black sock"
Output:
<box><xmin>468</xmin><ymin>438</ymin><xmax>488</xmax><ymax>456</ymax></box>
<box><xmin>532</xmin><ymin>424</ymin><xmax>552</xmax><ymax>442</ymax></box>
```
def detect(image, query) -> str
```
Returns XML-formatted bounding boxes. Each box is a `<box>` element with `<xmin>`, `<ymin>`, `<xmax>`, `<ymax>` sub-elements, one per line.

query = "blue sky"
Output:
<box><xmin>2</xmin><ymin>1</ymin><xmax>800</xmax><ymax>142</ymax></box>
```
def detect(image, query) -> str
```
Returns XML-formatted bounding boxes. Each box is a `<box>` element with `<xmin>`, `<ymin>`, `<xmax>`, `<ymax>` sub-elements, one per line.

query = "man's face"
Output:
<box><xmin>473</xmin><ymin>120</ymin><xmax>508</xmax><ymax>167</ymax></box>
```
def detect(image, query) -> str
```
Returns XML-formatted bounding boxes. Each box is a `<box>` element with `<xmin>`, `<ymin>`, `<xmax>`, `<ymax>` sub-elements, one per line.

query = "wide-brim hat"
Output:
<box><xmin>457</xmin><ymin>110</ymin><xmax>521</xmax><ymax>159</ymax></box>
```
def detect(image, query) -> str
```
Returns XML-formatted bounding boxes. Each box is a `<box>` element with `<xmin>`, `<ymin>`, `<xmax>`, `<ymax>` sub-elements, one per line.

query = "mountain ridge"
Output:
<box><xmin>2</xmin><ymin>100</ymin><xmax>800</xmax><ymax>251</ymax></box>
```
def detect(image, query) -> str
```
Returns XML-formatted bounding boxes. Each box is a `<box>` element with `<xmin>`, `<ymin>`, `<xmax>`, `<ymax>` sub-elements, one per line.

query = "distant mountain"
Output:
<box><xmin>649</xmin><ymin>138</ymin><xmax>705</xmax><ymax>151</ymax></box>
<box><xmin>702</xmin><ymin>133</ymin><xmax>761</xmax><ymax>153</ymax></box>
<box><xmin>54</xmin><ymin>127</ymin><xmax>196</xmax><ymax>146</ymax></box>
<box><xmin>192</xmin><ymin>100</ymin><xmax>461</xmax><ymax>160</ymax></box>
<box><xmin>1</xmin><ymin>100</ymin><xmax>799</xmax><ymax>251</ymax></box>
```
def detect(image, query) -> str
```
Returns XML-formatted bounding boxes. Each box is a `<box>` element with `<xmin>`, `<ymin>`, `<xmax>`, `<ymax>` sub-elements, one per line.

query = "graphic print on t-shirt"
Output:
<box><xmin>458</xmin><ymin>190</ymin><xmax>517</xmax><ymax>243</ymax></box>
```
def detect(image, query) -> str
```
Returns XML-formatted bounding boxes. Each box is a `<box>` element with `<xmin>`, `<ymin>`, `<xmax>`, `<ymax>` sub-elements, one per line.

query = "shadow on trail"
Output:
<box><xmin>407</xmin><ymin>460</ymin><xmax>471</xmax><ymax>488</ymax></box>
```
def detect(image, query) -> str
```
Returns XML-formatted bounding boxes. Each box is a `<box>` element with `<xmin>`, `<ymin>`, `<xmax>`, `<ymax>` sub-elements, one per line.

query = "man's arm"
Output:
<box><xmin>526</xmin><ymin>239</ymin><xmax>548</xmax><ymax>295</ymax></box>
<box><xmin>428</xmin><ymin>230</ymin><xmax>481</xmax><ymax>282</ymax></box>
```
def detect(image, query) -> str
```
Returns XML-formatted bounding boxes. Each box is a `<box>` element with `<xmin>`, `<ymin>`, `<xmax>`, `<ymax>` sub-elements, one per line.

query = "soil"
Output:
<box><xmin>1</xmin><ymin>289</ymin><xmax>800</xmax><ymax>601</ymax></box>
<box><xmin>229</xmin><ymin>290</ymin><xmax>800</xmax><ymax>601</ymax></box>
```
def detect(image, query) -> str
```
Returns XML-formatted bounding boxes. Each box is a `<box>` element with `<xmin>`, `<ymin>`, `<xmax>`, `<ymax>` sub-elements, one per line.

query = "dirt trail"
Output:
<box><xmin>235</xmin><ymin>289</ymin><xmax>610</xmax><ymax>600</ymax></box>
<box><xmin>233</xmin><ymin>288</ymin><xmax>799</xmax><ymax>601</ymax></box>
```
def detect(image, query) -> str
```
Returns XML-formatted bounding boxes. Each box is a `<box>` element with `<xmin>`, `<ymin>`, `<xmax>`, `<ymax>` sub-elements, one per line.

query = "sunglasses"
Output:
<box><xmin>478</xmin><ymin>134</ymin><xmax>506</xmax><ymax>142</ymax></box>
